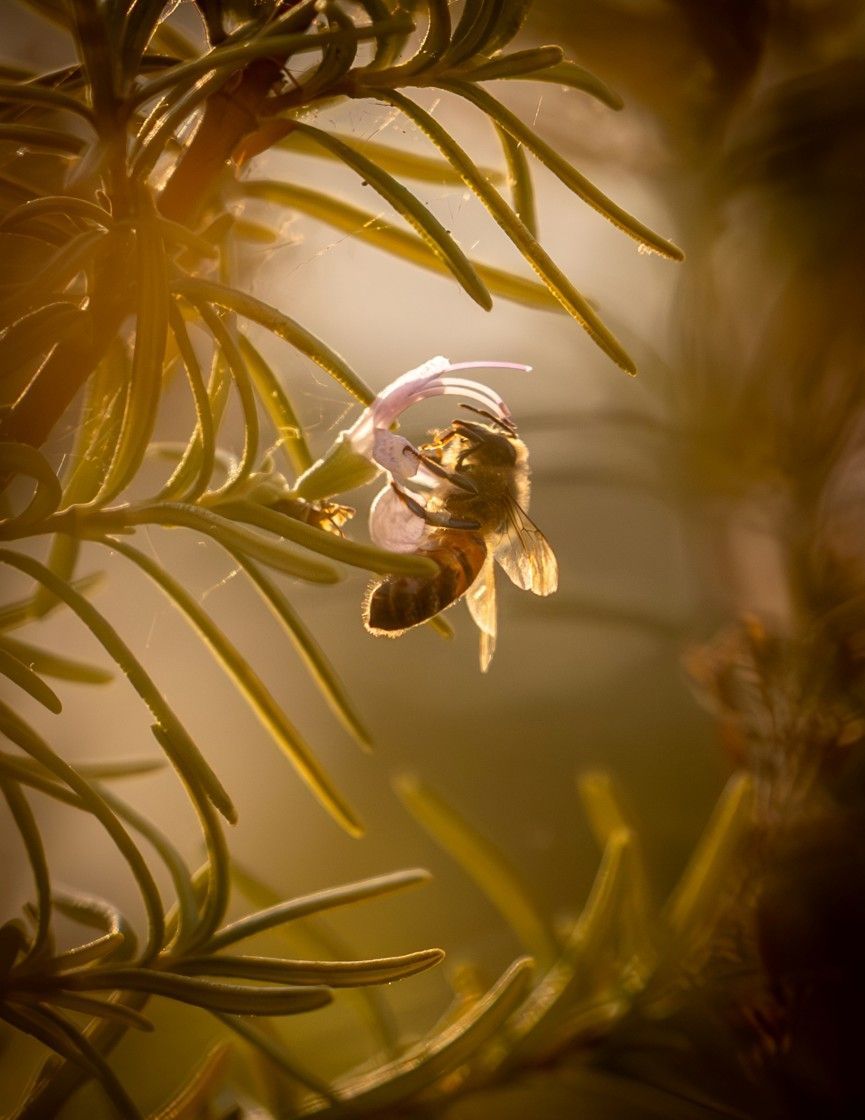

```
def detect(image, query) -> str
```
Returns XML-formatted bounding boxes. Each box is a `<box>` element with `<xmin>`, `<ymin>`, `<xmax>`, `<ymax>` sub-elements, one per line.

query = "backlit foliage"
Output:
<box><xmin>0</xmin><ymin>2</ymin><xmax>689</xmax><ymax>1116</ymax></box>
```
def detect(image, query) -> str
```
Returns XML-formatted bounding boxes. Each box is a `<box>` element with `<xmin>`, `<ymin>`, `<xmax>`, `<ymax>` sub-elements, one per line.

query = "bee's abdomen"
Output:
<box><xmin>364</xmin><ymin>532</ymin><xmax>486</xmax><ymax>635</ymax></box>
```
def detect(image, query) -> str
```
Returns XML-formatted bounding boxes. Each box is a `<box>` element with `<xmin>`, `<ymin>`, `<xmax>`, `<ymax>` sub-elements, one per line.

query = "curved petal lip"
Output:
<box><xmin>369</xmin><ymin>485</ymin><xmax>429</xmax><ymax>552</ymax></box>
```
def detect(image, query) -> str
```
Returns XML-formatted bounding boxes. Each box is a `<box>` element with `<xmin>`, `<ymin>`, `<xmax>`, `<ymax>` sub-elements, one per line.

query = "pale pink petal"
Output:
<box><xmin>343</xmin><ymin>356</ymin><xmax>527</xmax><ymax>473</ymax></box>
<box><xmin>371</xmin><ymin>356</ymin><xmax>453</xmax><ymax>428</ymax></box>
<box><xmin>371</xmin><ymin>430</ymin><xmax>415</xmax><ymax>479</ymax></box>
<box><xmin>345</xmin><ymin>357</ymin><xmax>452</xmax><ymax>453</ymax></box>
<box><xmin>441</xmin><ymin>361</ymin><xmax>532</xmax><ymax>376</ymax></box>
<box><xmin>371</xmin><ymin>359</ymin><xmax>528</xmax><ymax>428</ymax></box>
<box><xmin>369</xmin><ymin>485</ymin><xmax>430</xmax><ymax>552</ymax></box>
<box><xmin>437</xmin><ymin>377</ymin><xmax>512</xmax><ymax>418</ymax></box>
<box><xmin>371</xmin><ymin>430</ymin><xmax>442</xmax><ymax>488</ymax></box>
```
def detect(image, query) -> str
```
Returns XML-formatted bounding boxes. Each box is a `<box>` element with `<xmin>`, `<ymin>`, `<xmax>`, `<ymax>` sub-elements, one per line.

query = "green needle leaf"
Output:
<box><xmin>354</xmin><ymin>0</ymin><xmax>415</xmax><ymax>70</ymax></box>
<box><xmin>0</xmin><ymin>642</ymin><xmax>62</xmax><ymax>712</ymax></box>
<box><xmin>376</xmin><ymin>89</ymin><xmax>636</xmax><ymax>373</ymax></box>
<box><xmin>158</xmin><ymin>300</ymin><xmax>217</xmax><ymax>502</ymax></box>
<box><xmin>54</xmin><ymin>968</ymin><xmax>333</xmax><ymax>1016</ymax></box>
<box><xmin>92</xmin><ymin>782</ymin><xmax>199</xmax><ymax>958</ymax></box>
<box><xmin>188</xmin><ymin>299</ymin><xmax>260</xmax><ymax>502</ymax></box>
<box><xmin>0</xmin><ymin>635</ymin><xmax>113</xmax><ymax>685</ymax></box>
<box><xmin>54</xmin><ymin>337</ymin><xmax>130</xmax><ymax>511</ymax></box>
<box><xmin>325</xmin><ymin>958</ymin><xmax>534</xmax><ymax>1113</ymax></box>
<box><xmin>211</xmin><ymin>868</ymin><xmax>431</xmax><ymax>951</ymax></box>
<box><xmin>0</xmin><ymin>124</ymin><xmax>85</xmax><ymax>154</ymax></box>
<box><xmin>496</xmin><ymin>125</ymin><xmax>537</xmax><ymax>238</ymax></box>
<box><xmin>395</xmin><ymin>773</ymin><xmax>559</xmax><ymax>970</ymax></box>
<box><xmin>228</xmin><ymin>861</ymin><xmax>403</xmax><ymax>1059</ymax></box>
<box><xmin>0</xmin><ymin>777</ymin><xmax>51</xmax><ymax>958</ymax></box>
<box><xmin>237</xmin><ymin>333</ymin><xmax>313</xmax><ymax>476</ymax></box>
<box><xmin>506</xmin><ymin>61</ymin><xmax>625</xmax><ymax>109</ymax></box>
<box><xmin>0</xmin><ymin>573</ymin><xmax>104</xmax><ymax>633</ymax></box>
<box><xmin>277</xmin><ymin>127</ymin><xmax>503</xmax><ymax>185</ymax></box>
<box><xmin>105</xmin><ymin>537</ymin><xmax>363</xmax><ymax>838</ymax></box>
<box><xmin>444</xmin><ymin>0</ymin><xmax>510</xmax><ymax>67</ymax></box>
<box><xmin>242</xmin><ymin>179</ymin><xmax>560</xmax><ymax>311</ymax></box>
<box><xmin>663</xmin><ymin>772</ymin><xmax>754</xmax><ymax>940</ymax></box>
<box><xmin>0</xmin><ymin>442</ymin><xmax>62</xmax><ymax>532</ymax></box>
<box><xmin>145</xmin><ymin>1043</ymin><xmax>233</xmax><ymax>1120</ymax></box>
<box><xmin>149</xmin><ymin>738</ymin><xmax>231</xmax><ymax>951</ymax></box>
<box><xmin>216</xmin><ymin>1014</ymin><xmax>339</xmax><ymax>1104</ymax></box>
<box><xmin>469</xmin><ymin>0</ymin><xmax>535</xmax><ymax>58</ymax></box>
<box><xmin>0</xmin><ymin>79</ymin><xmax>95</xmax><ymax>122</ymax></box>
<box><xmin>30</xmin><ymin>535</ymin><xmax>79</xmax><ymax>620</ymax></box>
<box><xmin>233</xmin><ymin>554</ymin><xmax>372</xmax><ymax>751</ymax></box>
<box><xmin>6</xmin><ymin>754</ymin><xmax>197</xmax><ymax>959</ymax></box>
<box><xmin>504</xmin><ymin>831</ymin><xmax>635</xmax><ymax>1065</ymax></box>
<box><xmin>575</xmin><ymin>772</ymin><xmax>655</xmax><ymax>981</ymax></box>
<box><xmin>465</xmin><ymin>45</ymin><xmax>564</xmax><ymax>81</ymax></box>
<box><xmin>98</xmin><ymin>197</ymin><xmax>169</xmax><ymax>503</ymax></box>
<box><xmin>286</xmin><ymin>121</ymin><xmax>492</xmax><ymax>312</ymax></box>
<box><xmin>0</xmin><ymin>196</ymin><xmax>112</xmax><ymax>232</ymax></box>
<box><xmin>0</xmin><ymin>1003</ymin><xmax>143</xmax><ymax>1119</ymax></box>
<box><xmin>9</xmin><ymin>754</ymin><xmax>163</xmax><ymax>781</ymax></box>
<box><xmin>0</xmin><ymin>550</ymin><xmax>235</xmax><ymax>823</ymax></box>
<box><xmin>132</xmin><ymin>68</ymin><xmax>228</xmax><ymax>183</ymax></box>
<box><xmin>439</xmin><ymin>80</ymin><xmax>684</xmax><ymax>261</ymax></box>
<box><xmin>157</xmin><ymin>217</ymin><xmax>219</xmax><ymax>261</ymax></box>
<box><xmin>0</xmin><ymin>228</ymin><xmax>106</xmax><ymax>331</ymax></box>
<box><xmin>360</xmin><ymin>0</ymin><xmax>450</xmax><ymax>80</ymax></box>
<box><xmin>0</xmin><ymin>702</ymin><xmax>165</xmax><ymax>963</ymax></box>
<box><xmin>132</xmin><ymin>11</ymin><xmax>414</xmax><ymax>107</ymax></box>
<box><xmin>0</xmin><ymin>302</ymin><xmax>84</xmax><ymax>382</ymax></box>
<box><xmin>173</xmin><ymin>947</ymin><xmax>444</xmax><ymax>987</ymax></box>
<box><xmin>173</xmin><ymin>279</ymin><xmax>375</xmax><ymax>406</ymax></box>
<box><xmin>47</xmin><ymin>888</ymin><xmax>135</xmax><ymax>970</ymax></box>
<box><xmin>96</xmin><ymin>502</ymin><xmax>340</xmax><ymax>584</ymax></box>
<box><xmin>301</xmin><ymin>4</ymin><xmax>359</xmax><ymax>101</ymax></box>
<box><xmin>43</xmin><ymin>993</ymin><xmax>154</xmax><ymax>1032</ymax></box>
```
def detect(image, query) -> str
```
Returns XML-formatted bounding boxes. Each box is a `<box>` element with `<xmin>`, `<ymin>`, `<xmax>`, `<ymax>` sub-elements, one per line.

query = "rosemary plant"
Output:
<box><xmin>0</xmin><ymin>2</ymin><xmax>687</xmax><ymax>1116</ymax></box>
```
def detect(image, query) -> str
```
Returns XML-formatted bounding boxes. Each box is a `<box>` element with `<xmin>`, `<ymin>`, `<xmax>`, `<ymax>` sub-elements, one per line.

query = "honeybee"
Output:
<box><xmin>363</xmin><ymin>411</ymin><xmax>558</xmax><ymax>670</ymax></box>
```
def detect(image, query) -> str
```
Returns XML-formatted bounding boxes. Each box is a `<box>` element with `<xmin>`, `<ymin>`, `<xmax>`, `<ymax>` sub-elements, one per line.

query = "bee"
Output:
<box><xmin>363</xmin><ymin>410</ymin><xmax>558</xmax><ymax>670</ymax></box>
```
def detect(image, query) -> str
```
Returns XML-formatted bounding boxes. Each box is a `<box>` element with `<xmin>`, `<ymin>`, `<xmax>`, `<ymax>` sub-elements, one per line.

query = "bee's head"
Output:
<box><xmin>450</xmin><ymin>418</ymin><xmax>522</xmax><ymax>467</ymax></box>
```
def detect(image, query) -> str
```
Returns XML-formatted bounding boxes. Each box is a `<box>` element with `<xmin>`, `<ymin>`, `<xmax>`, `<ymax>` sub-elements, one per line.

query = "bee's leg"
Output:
<box><xmin>403</xmin><ymin>446</ymin><xmax>477</xmax><ymax>494</ymax></box>
<box><xmin>390</xmin><ymin>483</ymin><xmax>480</xmax><ymax>530</ymax></box>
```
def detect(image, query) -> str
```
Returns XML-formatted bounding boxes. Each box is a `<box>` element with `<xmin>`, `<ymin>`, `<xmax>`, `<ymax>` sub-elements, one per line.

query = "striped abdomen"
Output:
<box><xmin>364</xmin><ymin>531</ymin><xmax>487</xmax><ymax>635</ymax></box>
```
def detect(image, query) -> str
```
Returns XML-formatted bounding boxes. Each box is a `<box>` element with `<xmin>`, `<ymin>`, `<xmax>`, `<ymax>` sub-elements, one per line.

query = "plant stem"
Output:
<box><xmin>1</xmin><ymin>32</ymin><xmax>297</xmax><ymax>453</ymax></box>
<box><xmin>157</xmin><ymin>56</ymin><xmax>286</xmax><ymax>224</ymax></box>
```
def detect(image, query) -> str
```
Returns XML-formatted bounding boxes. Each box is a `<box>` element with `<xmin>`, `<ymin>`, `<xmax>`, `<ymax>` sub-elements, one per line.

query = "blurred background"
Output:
<box><xmin>4</xmin><ymin>1</ymin><xmax>865</xmax><ymax>1114</ymax></box>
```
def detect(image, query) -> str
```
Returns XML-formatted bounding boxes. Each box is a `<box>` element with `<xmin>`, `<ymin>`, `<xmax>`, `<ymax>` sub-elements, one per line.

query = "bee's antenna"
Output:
<box><xmin>459</xmin><ymin>404</ymin><xmax>518</xmax><ymax>435</ymax></box>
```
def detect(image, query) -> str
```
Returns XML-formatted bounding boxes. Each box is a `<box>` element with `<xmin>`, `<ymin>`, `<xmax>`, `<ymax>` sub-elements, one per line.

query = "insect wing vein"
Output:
<box><xmin>466</xmin><ymin>554</ymin><xmax>497</xmax><ymax>671</ymax></box>
<box><xmin>495</xmin><ymin>498</ymin><xmax>558</xmax><ymax>595</ymax></box>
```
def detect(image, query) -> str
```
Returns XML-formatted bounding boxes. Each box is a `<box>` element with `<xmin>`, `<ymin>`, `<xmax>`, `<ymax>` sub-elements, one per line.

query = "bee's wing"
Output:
<box><xmin>494</xmin><ymin>498</ymin><xmax>559</xmax><ymax>596</ymax></box>
<box><xmin>465</xmin><ymin>555</ymin><xmax>497</xmax><ymax>672</ymax></box>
